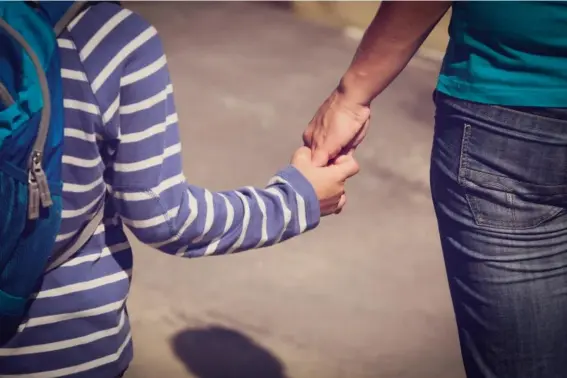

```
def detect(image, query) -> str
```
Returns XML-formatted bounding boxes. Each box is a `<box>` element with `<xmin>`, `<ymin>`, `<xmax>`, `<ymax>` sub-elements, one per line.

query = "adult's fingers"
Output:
<box><xmin>306</xmin><ymin>91</ymin><xmax>371</xmax><ymax>166</ymax></box>
<box><xmin>302</xmin><ymin>127</ymin><xmax>313</xmax><ymax>147</ymax></box>
<box><xmin>311</xmin><ymin>130</ymin><xmax>353</xmax><ymax>167</ymax></box>
<box><xmin>341</xmin><ymin>118</ymin><xmax>370</xmax><ymax>155</ymax></box>
<box><xmin>320</xmin><ymin>193</ymin><xmax>344</xmax><ymax>216</ymax></box>
<box><xmin>353</xmin><ymin>118</ymin><xmax>370</xmax><ymax>147</ymax></box>
<box><xmin>334</xmin><ymin>194</ymin><xmax>347</xmax><ymax>214</ymax></box>
<box><xmin>303</xmin><ymin>121</ymin><xmax>336</xmax><ymax>166</ymax></box>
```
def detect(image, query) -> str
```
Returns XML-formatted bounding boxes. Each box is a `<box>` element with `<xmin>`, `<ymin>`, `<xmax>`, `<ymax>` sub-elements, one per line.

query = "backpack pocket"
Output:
<box><xmin>0</xmin><ymin>167</ymin><xmax>61</xmax><ymax>318</ymax></box>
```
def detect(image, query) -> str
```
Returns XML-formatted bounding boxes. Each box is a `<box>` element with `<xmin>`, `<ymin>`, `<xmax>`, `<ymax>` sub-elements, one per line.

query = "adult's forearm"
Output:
<box><xmin>338</xmin><ymin>1</ymin><xmax>452</xmax><ymax>106</ymax></box>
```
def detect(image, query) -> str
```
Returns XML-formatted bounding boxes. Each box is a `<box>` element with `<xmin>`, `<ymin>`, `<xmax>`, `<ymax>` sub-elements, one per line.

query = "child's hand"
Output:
<box><xmin>291</xmin><ymin>147</ymin><xmax>360</xmax><ymax>216</ymax></box>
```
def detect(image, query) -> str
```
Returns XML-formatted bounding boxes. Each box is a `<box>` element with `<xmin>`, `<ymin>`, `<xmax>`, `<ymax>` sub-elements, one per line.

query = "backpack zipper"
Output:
<box><xmin>28</xmin><ymin>152</ymin><xmax>52</xmax><ymax>220</ymax></box>
<box><xmin>0</xmin><ymin>17</ymin><xmax>54</xmax><ymax>220</ymax></box>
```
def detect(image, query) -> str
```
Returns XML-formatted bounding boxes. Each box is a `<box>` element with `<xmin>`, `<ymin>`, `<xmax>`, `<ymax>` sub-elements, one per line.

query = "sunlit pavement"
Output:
<box><xmin>123</xmin><ymin>3</ymin><xmax>465</xmax><ymax>378</ymax></box>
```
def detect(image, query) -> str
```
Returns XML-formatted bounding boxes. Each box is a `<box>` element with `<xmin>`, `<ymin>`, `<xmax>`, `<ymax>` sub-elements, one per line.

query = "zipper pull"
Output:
<box><xmin>31</xmin><ymin>152</ymin><xmax>53</xmax><ymax>208</ymax></box>
<box><xmin>28</xmin><ymin>171</ymin><xmax>40</xmax><ymax>220</ymax></box>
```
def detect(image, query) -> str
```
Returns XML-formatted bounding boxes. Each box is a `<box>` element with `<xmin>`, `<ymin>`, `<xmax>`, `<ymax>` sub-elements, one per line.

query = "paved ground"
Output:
<box><xmin>123</xmin><ymin>3</ymin><xmax>466</xmax><ymax>378</ymax></box>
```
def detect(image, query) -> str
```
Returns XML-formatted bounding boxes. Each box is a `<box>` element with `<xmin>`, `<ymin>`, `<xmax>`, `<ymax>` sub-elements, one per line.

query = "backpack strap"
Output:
<box><xmin>44</xmin><ymin>1</ymin><xmax>116</xmax><ymax>272</ymax></box>
<box><xmin>0</xmin><ymin>82</ymin><xmax>14</xmax><ymax>107</ymax></box>
<box><xmin>35</xmin><ymin>1</ymin><xmax>122</xmax><ymax>37</ymax></box>
<box><xmin>53</xmin><ymin>1</ymin><xmax>87</xmax><ymax>37</ymax></box>
<box><xmin>45</xmin><ymin>201</ymin><xmax>104</xmax><ymax>272</ymax></box>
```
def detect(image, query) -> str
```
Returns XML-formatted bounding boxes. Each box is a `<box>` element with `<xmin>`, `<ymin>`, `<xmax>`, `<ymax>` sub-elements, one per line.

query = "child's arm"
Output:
<box><xmin>107</xmin><ymin>25</ymin><xmax>321</xmax><ymax>257</ymax></box>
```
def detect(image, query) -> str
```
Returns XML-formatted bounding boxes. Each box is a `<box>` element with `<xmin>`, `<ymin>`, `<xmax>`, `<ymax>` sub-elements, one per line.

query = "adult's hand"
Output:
<box><xmin>303</xmin><ymin>1</ymin><xmax>451</xmax><ymax>167</ymax></box>
<box><xmin>303</xmin><ymin>89</ymin><xmax>371</xmax><ymax>167</ymax></box>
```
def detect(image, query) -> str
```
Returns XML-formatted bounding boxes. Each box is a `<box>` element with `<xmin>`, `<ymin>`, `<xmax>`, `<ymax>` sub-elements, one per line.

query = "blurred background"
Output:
<box><xmin>122</xmin><ymin>2</ymin><xmax>463</xmax><ymax>378</ymax></box>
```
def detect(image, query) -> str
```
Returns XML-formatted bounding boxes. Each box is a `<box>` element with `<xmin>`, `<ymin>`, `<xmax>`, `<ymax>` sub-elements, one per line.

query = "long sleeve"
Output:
<box><xmin>104</xmin><ymin>22</ymin><xmax>320</xmax><ymax>257</ymax></box>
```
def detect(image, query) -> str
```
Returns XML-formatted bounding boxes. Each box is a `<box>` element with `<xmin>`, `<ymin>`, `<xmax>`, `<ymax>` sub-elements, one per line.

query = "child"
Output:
<box><xmin>0</xmin><ymin>2</ymin><xmax>358</xmax><ymax>377</ymax></box>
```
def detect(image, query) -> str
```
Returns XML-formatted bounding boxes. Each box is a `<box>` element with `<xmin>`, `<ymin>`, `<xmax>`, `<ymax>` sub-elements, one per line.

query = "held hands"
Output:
<box><xmin>303</xmin><ymin>89</ymin><xmax>371</xmax><ymax>167</ymax></box>
<box><xmin>296</xmin><ymin>87</ymin><xmax>370</xmax><ymax>216</ymax></box>
<box><xmin>292</xmin><ymin>147</ymin><xmax>359</xmax><ymax>216</ymax></box>
<box><xmin>294</xmin><ymin>87</ymin><xmax>370</xmax><ymax>216</ymax></box>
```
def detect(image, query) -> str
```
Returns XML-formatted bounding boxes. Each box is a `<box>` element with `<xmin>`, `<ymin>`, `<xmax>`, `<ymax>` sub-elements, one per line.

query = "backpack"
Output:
<box><xmin>0</xmin><ymin>2</ymin><xmax>106</xmax><ymax>330</ymax></box>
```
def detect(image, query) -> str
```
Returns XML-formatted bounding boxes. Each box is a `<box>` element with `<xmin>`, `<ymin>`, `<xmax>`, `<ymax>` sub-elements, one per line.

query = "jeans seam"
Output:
<box><xmin>491</xmin><ymin>104</ymin><xmax>567</xmax><ymax>123</ymax></box>
<box><xmin>440</xmin><ymin>92</ymin><xmax>567</xmax><ymax>127</ymax></box>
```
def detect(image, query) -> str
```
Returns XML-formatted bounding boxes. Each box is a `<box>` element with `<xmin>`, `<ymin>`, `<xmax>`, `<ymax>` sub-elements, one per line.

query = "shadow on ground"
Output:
<box><xmin>171</xmin><ymin>326</ymin><xmax>288</xmax><ymax>378</ymax></box>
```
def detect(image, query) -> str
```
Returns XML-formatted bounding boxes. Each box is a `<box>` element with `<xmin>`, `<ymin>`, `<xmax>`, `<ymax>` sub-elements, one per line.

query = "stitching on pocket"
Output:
<box><xmin>466</xmin><ymin>192</ymin><xmax>563</xmax><ymax>229</ymax></box>
<box><xmin>462</xmin><ymin>173</ymin><xmax>565</xmax><ymax>230</ymax></box>
<box><xmin>458</xmin><ymin>123</ymin><xmax>472</xmax><ymax>186</ymax></box>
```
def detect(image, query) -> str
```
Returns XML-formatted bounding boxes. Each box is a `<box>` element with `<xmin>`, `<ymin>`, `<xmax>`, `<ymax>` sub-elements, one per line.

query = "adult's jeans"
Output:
<box><xmin>431</xmin><ymin>91</ymin><xmax>567</xmax><ymax>378</ymax></box>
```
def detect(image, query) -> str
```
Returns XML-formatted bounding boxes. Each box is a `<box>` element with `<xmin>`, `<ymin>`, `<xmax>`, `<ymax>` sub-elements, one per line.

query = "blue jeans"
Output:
<box><xmin>431</xmin><ymin>92</ymin><xmax>567</xmax><ymax>378</ymax></box>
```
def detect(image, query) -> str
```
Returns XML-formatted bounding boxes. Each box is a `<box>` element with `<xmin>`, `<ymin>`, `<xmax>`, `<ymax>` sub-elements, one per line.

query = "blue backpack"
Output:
<box><xmin>0</xmin><ymin>2</ymin><xmax>105</xmax><ymax>331</ymax></box>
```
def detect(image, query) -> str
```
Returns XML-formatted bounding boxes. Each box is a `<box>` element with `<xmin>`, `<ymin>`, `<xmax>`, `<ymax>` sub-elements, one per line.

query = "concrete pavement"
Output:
<box><xmin>123</xmin><ymin>3</ymin><xmax>465</xmax><ymax>378</ymax></box>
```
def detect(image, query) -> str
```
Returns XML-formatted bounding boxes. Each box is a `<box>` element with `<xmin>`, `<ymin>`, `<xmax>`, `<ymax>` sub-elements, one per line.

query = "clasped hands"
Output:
<box><xmin>291</xmin><ymin>89</ymin><xmax>371</xmax><ymax>216</ymax></box>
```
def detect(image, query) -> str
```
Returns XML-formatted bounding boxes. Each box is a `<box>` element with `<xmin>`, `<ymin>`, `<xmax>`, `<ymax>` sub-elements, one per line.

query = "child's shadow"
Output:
<box><xmin>171</xmin><ymin>325</ymin><xmax>288</xmax><ymax>378</ymax></box>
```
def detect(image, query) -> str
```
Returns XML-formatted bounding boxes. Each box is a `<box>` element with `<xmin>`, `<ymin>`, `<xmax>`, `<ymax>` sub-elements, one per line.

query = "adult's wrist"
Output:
<box><xmin>336</xmin><ymin>72</ymin><xmax>375</xmax><ymax>108</ymax></box>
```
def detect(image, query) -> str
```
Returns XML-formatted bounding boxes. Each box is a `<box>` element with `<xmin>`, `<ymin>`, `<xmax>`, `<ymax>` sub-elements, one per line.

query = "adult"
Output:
<box><xmin>304</xmin><ymin>2</ymin><xmax>567</xmax><ymax>377</ymax></box>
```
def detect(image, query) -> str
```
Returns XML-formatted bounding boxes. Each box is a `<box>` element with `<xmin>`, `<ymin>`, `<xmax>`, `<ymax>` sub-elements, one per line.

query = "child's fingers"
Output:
<box><xmin>334</xmin><ymin>153</ymin><xmax>354</xmax><ymax>164</ymax></box>
<box><xmin>334</xmin><ymin>155</ymin><xmax>347</xmax><ymax>164</ymax></box>
<box><xmin>291</xmin><ymin>146</ymin><xmax>312</xmax><ymax>164</ymax></box>
<box><xmin>333</xmin><ymin>155</ymin><xmax>360</xmax><ymax>180</ymax></box>
<box><xmin>311</xmin><ymin>149</ymin><xmax>330</xmax><ymax>167</ymax></box>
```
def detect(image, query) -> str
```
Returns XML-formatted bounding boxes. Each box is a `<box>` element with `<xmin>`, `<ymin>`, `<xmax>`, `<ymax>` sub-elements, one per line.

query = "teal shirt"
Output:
<box><xmin>437</xmin><ymin>1</ymin><xmax>567</xmax><ymax>107</ymax></box>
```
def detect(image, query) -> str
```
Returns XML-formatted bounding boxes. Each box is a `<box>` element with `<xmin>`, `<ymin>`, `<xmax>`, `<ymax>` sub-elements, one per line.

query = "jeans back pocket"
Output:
<box><xmin>462</xmin><ymin>168</ymin><xmax>567</xmax><ymax>230</ymax></box>
<box><xmin>458</xmin><ymin>118</ymin><xmax>567</xmax><ymax>230</ymax></box>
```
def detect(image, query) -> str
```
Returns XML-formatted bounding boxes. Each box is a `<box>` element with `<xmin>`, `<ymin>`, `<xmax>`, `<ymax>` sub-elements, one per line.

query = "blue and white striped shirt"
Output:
<box><xmin>0</xmin><ymin>3</ymin><xmax>319</xmax><ymax>376</ymax></box>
